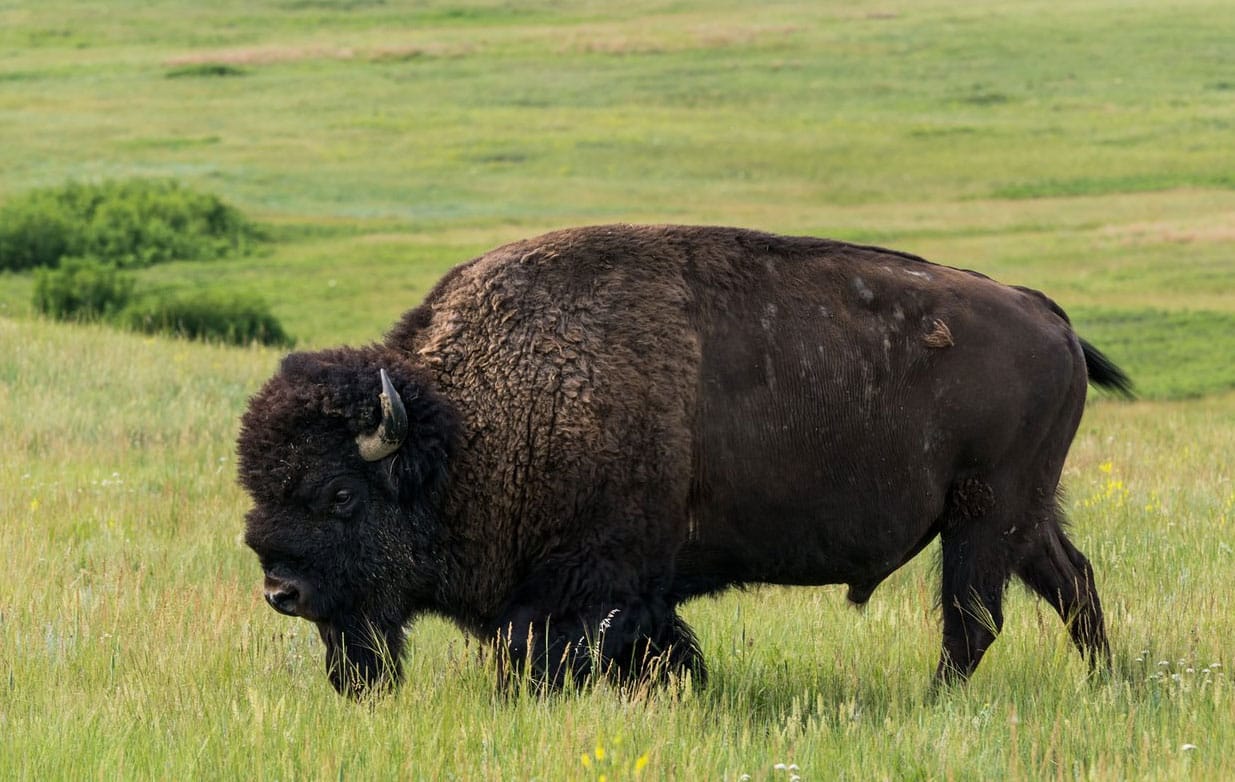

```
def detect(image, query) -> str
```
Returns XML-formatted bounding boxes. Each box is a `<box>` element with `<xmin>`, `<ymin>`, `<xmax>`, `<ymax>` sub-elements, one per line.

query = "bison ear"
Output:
<box><xmin>356</xmin><ymin>369</ymin><xmax>408</xmax><ymax>461</ymax></box>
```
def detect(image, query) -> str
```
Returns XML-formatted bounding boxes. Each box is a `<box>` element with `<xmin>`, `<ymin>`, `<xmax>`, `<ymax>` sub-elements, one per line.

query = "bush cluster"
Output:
<box><xmin>0</xmin><ymin>178</ymin><xmax>260</xmax><ymax>271</ymax></box>
<box><xmin>32</xmin><ymin>261</ymin><xmax>292</xmax><ymax>347</ymax></box>
<box><xmin>121</xmin><ymin>290</ymin><xmax>292</xmax><ymax>347</ymax></box>
<box><xmin>32</xmin><ymin>259</ymin><xmax>292</xmax><ymax>346</ymax></box>
<box><xmin>33</xmin><ymin>257</ymin><xmax>135</xmax><ymax>321</ymax></box>
<box><xmin>13</xmin><ymin>179</ymin><xmax>291</xmax><ymax>347</ymax></box>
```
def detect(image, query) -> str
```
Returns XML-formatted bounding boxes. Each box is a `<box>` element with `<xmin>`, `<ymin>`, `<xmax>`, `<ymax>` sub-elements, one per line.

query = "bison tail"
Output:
<box><xmin>1079</xmin><ymin>338</ymin><xmax>1134</xmax><ymax>398</ymax></box>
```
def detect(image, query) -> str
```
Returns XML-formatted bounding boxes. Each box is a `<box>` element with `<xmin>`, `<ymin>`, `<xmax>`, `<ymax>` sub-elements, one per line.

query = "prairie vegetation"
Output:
<box><xmin>1</xmin><ymin>0</ymin><xmax>1233</xmax><ymax>778</ymax></box>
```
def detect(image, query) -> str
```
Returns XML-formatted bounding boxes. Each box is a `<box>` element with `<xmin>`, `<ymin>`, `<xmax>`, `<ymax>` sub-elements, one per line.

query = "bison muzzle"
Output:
<box><xmin>237</xmin><ymin>224</ymin><xmax>1131</xmax><ymax>699</ymax></box>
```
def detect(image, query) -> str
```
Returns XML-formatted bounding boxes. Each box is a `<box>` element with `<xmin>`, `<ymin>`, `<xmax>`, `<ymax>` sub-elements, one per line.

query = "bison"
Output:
<box><xmin>238</xmin><ymin>224</ymin><xmax>1130</xmax><ymax>698</ymax></box>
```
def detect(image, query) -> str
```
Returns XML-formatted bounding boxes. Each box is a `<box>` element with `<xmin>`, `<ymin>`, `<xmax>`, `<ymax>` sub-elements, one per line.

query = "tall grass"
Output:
<box><xmin>2</xmin><ymin>317</ymin><xmax>1233</xmax><ymax>778</ymax></box>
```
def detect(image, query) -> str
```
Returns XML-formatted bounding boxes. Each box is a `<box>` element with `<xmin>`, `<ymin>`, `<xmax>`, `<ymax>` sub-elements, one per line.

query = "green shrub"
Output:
<box><xmin>119</xmin><ymin>290</ymin><xmax>293</xmax><ymax>347</ymax></box>
<box><xmin>165</xmin><ymin>63</ymin><xmax>248</xmax><ymax>79</ymax></box>
<box><xmin>0</xmin><ymin>193</ymin><xmax>75</xmax><ymax>270</ymax></box>
<box><xmin>0</xmin><ymin>179</ymin><xmax>261</xmax><ymax>271</ymax></box>
<box><xmin>32</xmin><ymin>257</ymin><xmax>135</xmax><ymax>321</ymax></box>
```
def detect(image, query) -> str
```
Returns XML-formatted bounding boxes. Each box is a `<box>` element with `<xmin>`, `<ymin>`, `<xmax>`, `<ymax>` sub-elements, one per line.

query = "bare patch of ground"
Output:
<box><xmin>1101</xmin><ymin>216</ymin><xmax>1235</xmax><ymax>246</ymax></box>
<box><xmin>163</xmin><ymin>41</ymin><xmax>469</xmax><ymax>67</ymax></box>
<box><xmin>556</xmin><ymin>23</ymin><xmax>801</xmax><ymax>56</ymax></box>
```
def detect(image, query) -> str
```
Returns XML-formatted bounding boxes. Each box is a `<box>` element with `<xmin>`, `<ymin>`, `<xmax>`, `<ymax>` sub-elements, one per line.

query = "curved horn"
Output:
<box><xmin>356</xmin><ymin>368</ymin><xmax>408</xmax><ymax>462</ymax></box>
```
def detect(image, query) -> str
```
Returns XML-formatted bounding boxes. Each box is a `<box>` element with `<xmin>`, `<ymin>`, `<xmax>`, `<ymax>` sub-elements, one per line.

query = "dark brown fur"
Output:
<box><xmin>238</xmin><ymin>224</ymin><xmax>1128</xmax><ymax>698</ymax></box>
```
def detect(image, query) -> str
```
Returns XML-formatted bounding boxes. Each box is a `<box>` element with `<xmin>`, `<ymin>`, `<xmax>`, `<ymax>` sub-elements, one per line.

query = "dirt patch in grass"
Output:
<box><xmin>556</xmin><ymin>22</ymin><xmax>801</xmax><ymax>56</ymax></box>
<box><xmin>163</xmin><ymin>41</ymin><xmax>469</xmax><ymax>68</ymax></box>
<box><xmin>1100</xmin><ymin>217</ymin><xmax>1235</xmax><ymax>246</ymax></box>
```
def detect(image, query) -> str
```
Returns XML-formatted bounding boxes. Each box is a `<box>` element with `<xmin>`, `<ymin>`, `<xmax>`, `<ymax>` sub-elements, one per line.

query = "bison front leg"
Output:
<box><xmin>491</xmin><ymin>597</ymin><xmax>705</xmax><ymax>692</ymax></box>
<box><xmin>491</xmin><ymin>606</ymin><xmax>580</xmax><ymax>692</ymax></box>
<box><xmin>583</xmin><ymin>601</ymin><xmax>707</xmax><ymax>687</ymax></box>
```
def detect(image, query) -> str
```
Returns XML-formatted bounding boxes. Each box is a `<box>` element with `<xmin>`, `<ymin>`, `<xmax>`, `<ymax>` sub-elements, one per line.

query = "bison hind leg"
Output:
<box><xmin>934</xmin><ymin>478</ymin><xmax>1012</xmax><ymax>686</ymax></box>
<box><xmin>935</xmin><ymin>528</ymin><xmax>1010</xmax><ymax>686</ymax></box>
<box><xmin>1014</xmin><ymin>514</ymin><xmax>1110</xmax><ymax>670</ymax></box>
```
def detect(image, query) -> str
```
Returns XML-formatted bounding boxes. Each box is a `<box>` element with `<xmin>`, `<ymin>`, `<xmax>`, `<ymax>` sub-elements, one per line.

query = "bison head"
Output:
<box><xmin>237</xmin><ymin>347</ymin><xmax>456</xmax><ymax>698</ymax></box>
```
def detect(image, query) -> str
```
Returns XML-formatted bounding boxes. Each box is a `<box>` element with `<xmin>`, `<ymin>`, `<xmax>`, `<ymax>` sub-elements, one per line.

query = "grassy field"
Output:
<box><xmin>2</xmin><ymin>0</ymin><xmax>1234</xmax><ymax>779</ymax></box>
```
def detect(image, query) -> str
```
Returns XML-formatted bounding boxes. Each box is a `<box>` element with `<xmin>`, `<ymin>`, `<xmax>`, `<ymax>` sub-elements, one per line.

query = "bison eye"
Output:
<box><xmin>321</xmin><ymin>481</ymin><xmax>361</xmax><ymax>516</ymax></box>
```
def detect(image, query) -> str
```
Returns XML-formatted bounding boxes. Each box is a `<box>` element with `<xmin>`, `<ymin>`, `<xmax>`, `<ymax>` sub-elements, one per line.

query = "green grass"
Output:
<box><xmin>3</xmin><ymin>317</ymin><xmax>1233</xmax><ymax>779</ymax></box>
<box><xmin>1073</xmin><ymin>309</ymin><xmax>1235</xmax><ymax>400</ymax></box>
<box><xmin>2</xmin><ymin>0</ymin><xmax>1235</xmax><ymax>778</ymax></box>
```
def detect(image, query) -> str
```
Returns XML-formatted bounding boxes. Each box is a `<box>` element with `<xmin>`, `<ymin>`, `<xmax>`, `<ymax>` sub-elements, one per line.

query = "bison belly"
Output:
<box><xmin>681</xmin><ymin>366</ymin><xmax>951</xmax><ymax>593</ymax></box>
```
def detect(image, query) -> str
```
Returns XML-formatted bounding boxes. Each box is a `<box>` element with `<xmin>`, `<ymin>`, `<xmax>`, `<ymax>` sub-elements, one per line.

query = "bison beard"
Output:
<box><xmin>237</xmin><ymin>224</ymin><xmax>1131</xmax><ymax>700</ymax></box>
<box><xmin>318</xmin><ymin>620</ymin><xmax>404</xmax><ymax>698</ymax></box>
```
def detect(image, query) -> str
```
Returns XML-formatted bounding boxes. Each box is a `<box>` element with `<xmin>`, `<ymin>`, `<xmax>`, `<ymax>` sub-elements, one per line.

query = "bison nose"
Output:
<box><xmin>264</xmin><ymin>574</ymin><xmax>305</xmax><ymax>617</ymax></box>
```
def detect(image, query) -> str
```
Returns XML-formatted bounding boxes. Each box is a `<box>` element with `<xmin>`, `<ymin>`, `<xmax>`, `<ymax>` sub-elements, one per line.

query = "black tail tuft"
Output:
<box><xmin>1080</xmin><ymin>338</ymin><xmax>1134</xmax><ymax>398</ymax></box>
